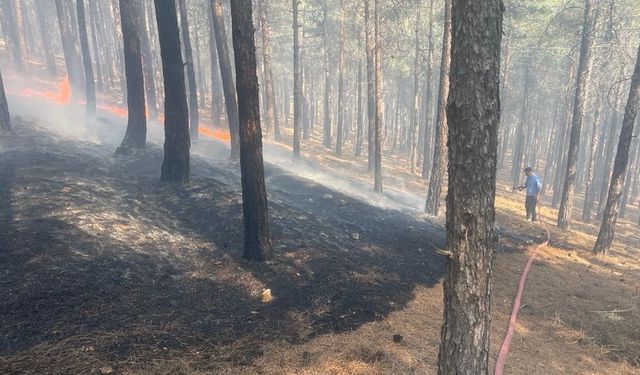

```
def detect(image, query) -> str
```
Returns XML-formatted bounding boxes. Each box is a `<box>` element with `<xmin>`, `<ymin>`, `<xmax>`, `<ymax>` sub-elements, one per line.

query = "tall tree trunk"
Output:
<box><xmin>292</xmin><ymin>0</ymin><xmax>302</xmax><ymax>158</ymax></box>
<box><xmin>552</xmin><ymin>58</ymin><xmax>577</xmax><ymax>207</ymax></box>
<box><xmin>178</xmin><ymin>0</ymin><xmax>199</xmax><ymax>140</ymax></box>
<box><xmin>76</xmin><ymin>0</ymin><xmax>96</xmax><ymax>117</ymax></box>
<box><xmin>365</xmin><ymin>0</ymin><xmax>375</xmax><ymax>173</ymax></box>
<box><xmin>557</xmin><ymin>0</ymin><xmax>596</xmax><ymax>230</ymax></box>
<box><xmin>135</xmin><ymin>0</ymin><xmax>158</xmax><ymax>119</ymax></box>
<box><xmin>582</xmin><ymin>94</ymin><xmax>602</xmax><ymax>221</ymax></box>
<box><xmin>355</xmin><ymin>34</ymin><xmax>364</xmax><ymax>157</ymax></box>
<box><xmin>0</xmin><ymin>67</ymin><xmax>10</xmax><ymax>131</ymax></box>
<box><xmin>1</xmin><ymin>1</ymin><xmax>23</xmax><ymax>70</ymax></box>
<box><xmin>438</xmin><ymin>0</ymin><xmax>502</xmax><ymax>372</ymax></box>
<box><xmin>35</xmin><ymin>2</ymin><xmax>57</xmax><ymax>75</ymax></box>
<box><xmin>322</xmin><ymin>4</ymin><xmax>332</xmax><ymax>149</ymax></box>
<box><xmin>211</xmin><ymin>0</ymin><xmax>240</xmax><ymax>159</ymax></box>
<box><xmin>335</xmin><ymin>0</ymin><xmax>346</xmax><ymax>156</ymax></box>
<box><xmin>229</xmin><ymin>0</ymin><xmax>273</xmax><ymax>261</ymax></box>
<box><xmin>409</xmin><ymin>8</ymin><xmax>421</xmax><ymax>174</ymax></box>
<box><xmin>117</xmin><ymin>0</ymin><xmax>147</xmax><ymax>152</ymax></box>
<box><xmin>511</xmin><ymin>67</ymin><xmax>532</xmax><ymax>188</ymax></box>
<box><xmin>421</xmin><ymin>0</ymin><xmax>435</xmax><ymax>179</ymax></box>
<box><xmin>207</xmin><ymin>4</ymin><xmax>223</xmax><ymax>126</ymax></box>
<box><xmin>88</xmin><ymin>0</ymin><xmax>104</xmax><ymax>91</ymax></box>
<box><xmin>154</xmin><ymin>0</ymin><xmax>190</xmax><ymax>183</ymax></box>
<box><xmin>597</xmin><ymin>78</ymin><xmax>624</xmax><ymax>217</ymax></box>
<box><xmin>425</xmin><ymin>0</ymin><xmax>452</xmax><ymax>215</ymax></box>
<box><xmin>55</xmin><ymin>0</ymin><xmax>83</xmax><ymax>89</ymax></box>
<box><xmin>373</xmin><ymin>0</ymin><xmax>382</xmax><ymax>193</ymax></box>
<box><xmin>593</xmin><ymin>43</ymin><xmax>640</xmax><ymax>255</ymax></box>
<box><xmin>257</xmin><ymin>0</ymin><xmax>277</xmax><ymax>140</ymax></box>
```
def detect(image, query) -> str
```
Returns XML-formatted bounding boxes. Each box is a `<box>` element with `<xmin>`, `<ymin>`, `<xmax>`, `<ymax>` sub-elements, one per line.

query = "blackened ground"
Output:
<box><xmin>0</xmin><ymin>119</ymin><xmax>446</xmax><ymax>374</ymax></box>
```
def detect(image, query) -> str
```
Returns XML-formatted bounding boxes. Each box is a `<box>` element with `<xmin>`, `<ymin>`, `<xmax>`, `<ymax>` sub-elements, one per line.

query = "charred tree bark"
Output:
<box><xmin>0</xmin><ymin>67</ymin><xmax>10</xmax><ymax>131</ymax></box>
<box><xmin>292</xmin><ymin>0</ymin><xmax>302</xmax><ymax>158</ymax></box>
<box><xmin>373</xmin><ymin>0</ymin><xmax>382</xmax><ymax>193</ymax></box>
<box><xmin>557</xmin><ymin>0</ymin><xmax>596</xmax><ymax>230</ymax></box>
<box><xmin>211</xmin><ymin>0</ymin><xmax>240</xmax><ymax>159</ymax></box>
<box><xmin>117</xmin><ymin>0</ymin><xmax>147</xmax><ymax>152</ymax></box>
<box><xmin>425</xmin><ymin>0</ymin><xmax>452</xmax><ymax>215</ymax></box>
<box><xmin>593</xmin><ymin>43</ymin><xmax>640</xmax><ymax>255</ymax></box>
<box><xmin>257</xmin><ymin>0</ymin><xmax>277</xmax><ymax>140</ymax></box>
<box><xmin>154</xmin><ymin>0</ymin><xmax>190</xmax><ymax>183</ymax></box>
<box><xmin>437</xmin><ymin>0</ymin><xmax>502</xmax><ymax>373</ymax></box>
<box><xmin>76</xmin><ymin>0</ymin><xmax>96</xmax><ymax>117</ymax></box>
<box><xmin>229</xmin><ymin>0</ymin><xmax>274</xmax><ymax>261</ymax></box>
<box><xmin>178</xmin><ymin>0</ymin><xmax>199</xmax><ymax>141</ymax></box>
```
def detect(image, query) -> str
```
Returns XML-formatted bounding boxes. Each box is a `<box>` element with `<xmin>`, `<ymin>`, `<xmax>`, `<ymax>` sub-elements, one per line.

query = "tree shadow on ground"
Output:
<box><xmin>0</xmin><ymin>122</ymin><xmax>446</xmax><ymax>373</ymax></box>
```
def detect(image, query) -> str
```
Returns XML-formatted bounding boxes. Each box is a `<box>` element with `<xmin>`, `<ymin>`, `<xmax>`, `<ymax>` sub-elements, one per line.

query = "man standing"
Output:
<box><xmin>517</xmin><ymin>167</ymin><xmax>542</xmax><ymax>222</ymax></box>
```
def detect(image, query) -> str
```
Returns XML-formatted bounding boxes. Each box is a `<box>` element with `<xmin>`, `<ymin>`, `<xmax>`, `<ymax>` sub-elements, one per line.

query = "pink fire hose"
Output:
<box><xmin>494</xmin><ymin>228</ymin><xmax>550</xmax><ymax>375</ymax></box>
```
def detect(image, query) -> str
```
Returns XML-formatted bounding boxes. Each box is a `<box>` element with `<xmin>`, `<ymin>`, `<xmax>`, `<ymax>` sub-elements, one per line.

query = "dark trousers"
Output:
<box><xmin>525</xmin><ymin>196</ymin><xmax>538</xmax><ymax>221</ymax></box>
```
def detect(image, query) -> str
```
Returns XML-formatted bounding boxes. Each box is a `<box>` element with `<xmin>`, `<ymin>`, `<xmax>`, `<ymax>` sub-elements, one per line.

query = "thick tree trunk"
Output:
<box><xmin>117</xmin><ymin>0</ymin><xmax>147</xmax><ymax>152</ymax></box>
<box><xmin>257</xmin><ymin>0</ymin><xmax>277</xmax><ymax>140</ymax></box>
<box><xmin>76</xmin><ymin>0</ymin><xmax>96</xmax><ymax>117</ymax></box>
<box><xmin>292</xmin><ymin>0</ymin><xmax>302</xmax><ymax>158</ymax></box>
<box><xmin>178</xmin><ymin>0</ymin><xmax>199</xmax><ymax>141</ymax></box>
<box><xmin>154</xmin><ymin>0</ymin><xmax>190</xmax><ymax>183</ymax></box>
<box><xmin>0</xmin><ymin>67</ymin><xmax>11</xmax><ymax>131</ymax></box>
<box><xmin>425</xmin><ymin>0</ymin><xmax>452</xmax><ymax>215</ymax></box>
<box><xmin>211</xmin><ymin>0</ymin><xmax>240</xmax><ymax>159</ymax></box>
<box><xmin>373</xmin><ymin>0</ymin><xmax>382</xmax><ymax>193</ymax></box>
<box><xmin>593</xmin><ymin>43</ymin><xmax>640</xmax><ymax>255</ymax></box>
<box><xmin>229</xmin><ymin>0</ymin><xmax>273</xmax><ymax>261</ymax></box>
<box><xmin>437</xmin><ymin>0</ymin><xmax>502</xmax><ymax>373</ymax></box>
<box><xmin>557</xmin><ymin>0</ymin><xmax>596</xmax><ymax>230</ymax></box>
<box><xmin>135</xmin><ymin>0</ymin><xmax>158</xmax><ymax>119</ymax></box>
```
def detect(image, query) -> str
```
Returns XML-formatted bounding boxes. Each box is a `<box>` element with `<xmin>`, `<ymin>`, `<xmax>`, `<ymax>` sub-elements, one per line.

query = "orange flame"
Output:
<box><xmin>44</xmin><ymin>77</ymin><xmax>71</xmax><ymax>104</ymax></box>
<box><xmin>199</xmin><ymin>126</ymin><xmax>231</xmax><ymax>142</ymax></box>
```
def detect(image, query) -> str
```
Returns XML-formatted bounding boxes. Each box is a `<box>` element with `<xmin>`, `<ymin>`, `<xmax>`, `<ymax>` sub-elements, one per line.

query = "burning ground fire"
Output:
<box><xmin>8</xmin><ymin>76</ymin><xmax>231</xmax><ymax>143</ymax></box>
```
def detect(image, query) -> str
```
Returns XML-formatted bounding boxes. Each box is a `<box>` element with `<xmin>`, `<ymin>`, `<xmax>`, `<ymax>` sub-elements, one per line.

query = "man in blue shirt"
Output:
<box><xmin>517</xmin><ymin>167</ymin><xmax>542</xmax><ymax>223</ymax></box>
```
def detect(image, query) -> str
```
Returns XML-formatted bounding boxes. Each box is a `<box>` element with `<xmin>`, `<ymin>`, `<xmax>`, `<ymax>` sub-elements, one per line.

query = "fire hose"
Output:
<box><xmin>494</xmin><ymin>228</ymin><xmax>550</xmax><ymax>375</ymax></box>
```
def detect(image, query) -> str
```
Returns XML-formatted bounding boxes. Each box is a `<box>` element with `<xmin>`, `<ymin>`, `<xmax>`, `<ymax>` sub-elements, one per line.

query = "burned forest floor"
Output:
<box><xmin>0</xmin><ymin>112</ymin><xmax>639</xmax><ymax>375</ymax></box>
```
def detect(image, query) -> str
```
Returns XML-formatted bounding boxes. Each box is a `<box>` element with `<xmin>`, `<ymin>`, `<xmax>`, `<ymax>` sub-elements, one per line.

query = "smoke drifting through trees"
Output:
<box><xmin>1</xmin><ymin>0</ymin><xmax>640</xmax><ymax>372</ymax></box>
